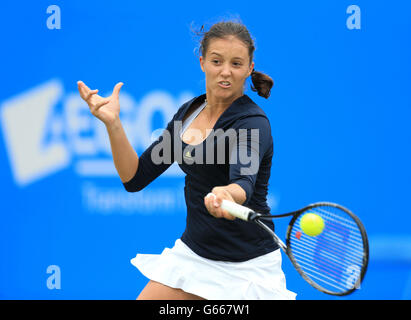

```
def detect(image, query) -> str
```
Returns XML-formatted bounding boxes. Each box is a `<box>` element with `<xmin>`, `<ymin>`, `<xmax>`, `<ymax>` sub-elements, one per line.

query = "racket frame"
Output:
<box><xmin>224</xmin><ymin>200</ymin><xmax>369</xmax><ymax>296</ymax></box>
<box><xmin>283</xmin><ymin>202</ymin><xmax>369</xmax><ymax>296</ymax></box>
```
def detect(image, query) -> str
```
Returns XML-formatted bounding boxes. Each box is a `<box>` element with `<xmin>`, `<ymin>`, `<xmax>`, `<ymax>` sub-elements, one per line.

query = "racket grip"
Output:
<box><xmin>221</xmin><ymin>199</ymin><xmax>253</xmax><ymax>221</ymax></box>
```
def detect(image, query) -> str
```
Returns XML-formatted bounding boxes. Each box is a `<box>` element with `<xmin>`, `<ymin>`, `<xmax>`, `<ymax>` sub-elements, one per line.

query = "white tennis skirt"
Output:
<box><xmin>130</xmin><ymin>239</ymin><xmax>297</xmax><ymax>300</ymax></box>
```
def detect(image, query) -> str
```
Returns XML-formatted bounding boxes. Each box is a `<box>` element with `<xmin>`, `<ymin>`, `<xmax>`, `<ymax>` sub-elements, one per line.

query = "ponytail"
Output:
<box><xmin>250</xmin><ymin>69</ymin><xmax>274</xmax><ymax>99</ymax></box>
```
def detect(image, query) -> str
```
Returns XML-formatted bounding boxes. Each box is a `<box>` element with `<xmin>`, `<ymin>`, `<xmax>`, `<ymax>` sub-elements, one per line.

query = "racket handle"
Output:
<box><xmin>221</xmin><ymin>200</ymin><xmax>253</xmax><ymax>221</ymax></box>
<box><xmin>206</xmin><ymin>193</ymin><xmax>254</xmax><ymax>221</ymax></box>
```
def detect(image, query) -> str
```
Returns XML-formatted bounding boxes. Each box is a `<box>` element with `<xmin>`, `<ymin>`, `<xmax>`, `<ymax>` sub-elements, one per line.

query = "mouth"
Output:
<box><xmin>218</xmin><ymin>81</ymin><xmax>231</xmax><ymax>88</ymax></box>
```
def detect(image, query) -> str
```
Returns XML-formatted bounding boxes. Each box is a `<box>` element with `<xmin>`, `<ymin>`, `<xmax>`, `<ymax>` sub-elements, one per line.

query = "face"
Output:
<box><xmin>200</xmin><ymin>36</ymin><xmax>254</xmax><ymax>103</ymax></box>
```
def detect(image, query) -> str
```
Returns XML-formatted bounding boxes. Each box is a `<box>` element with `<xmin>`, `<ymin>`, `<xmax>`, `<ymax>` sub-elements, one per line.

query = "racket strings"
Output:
<box><xmin>290</xmin><ymin>241</ymin><xmax>361</xmax><ymax>283</ymax></box>
<box><xmin>290</xmin><ymin>239</ymin><xmax>362</xmax><ymax>269</ymax></box>
<box><xmin>288</xmin><ymin>205</ymin><xmax>366</xmax><ymax>294</ymax></box>
<box><xmin>292</xmin><ymin>224</ymin><xmax>364</xmax><ymax>258</ymax></box>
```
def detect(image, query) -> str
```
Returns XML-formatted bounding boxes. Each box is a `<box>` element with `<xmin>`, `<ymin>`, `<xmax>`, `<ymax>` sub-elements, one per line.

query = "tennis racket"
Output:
<box><xmin>211</xmin><ymin>194</ymin><xmax>369</xmax><ymax>296</ymax></box>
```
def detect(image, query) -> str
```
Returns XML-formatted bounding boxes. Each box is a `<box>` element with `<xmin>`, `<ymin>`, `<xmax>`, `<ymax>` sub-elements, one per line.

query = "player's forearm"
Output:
<box><xmin>105</xmin><ymin>119</ymin><xmax>139</xmax><ymax>183</ymax></box>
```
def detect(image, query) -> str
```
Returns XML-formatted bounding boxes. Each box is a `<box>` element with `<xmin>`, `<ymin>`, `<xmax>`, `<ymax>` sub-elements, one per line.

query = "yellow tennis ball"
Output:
<box><xmin>300</xmin><ymin>213</ymin><xmax>325</xmax><ymax>237</ymax></box>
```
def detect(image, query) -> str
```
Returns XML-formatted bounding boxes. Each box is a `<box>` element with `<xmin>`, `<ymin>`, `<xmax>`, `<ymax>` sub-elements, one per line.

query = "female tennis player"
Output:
<box><xmin>77</xmin><ymin>20</ymin><xmax>296</xmax><ymax>300</ymax></box>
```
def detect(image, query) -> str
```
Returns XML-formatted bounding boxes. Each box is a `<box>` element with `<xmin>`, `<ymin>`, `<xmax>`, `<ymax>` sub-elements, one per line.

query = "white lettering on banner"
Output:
<box><xmin>82</xmin><ymin>182</ymin><xmax>186</xmax><ymax>214</ymax></box>
<box><xmin>0</xmin><ymin>80</ymin><xmax>70</xmax><ymax>186</ymax></box>
<box><xmin>0</xmin><ymin>79</ymin><xmax>191</xmax><ymax>187</ymax></box>
<box><xmin>65</xmin><ymin>93</ymin><xmax>99</xmax><ymax>155</ymax></box>
<box><xmin>136</xmin><ymin>91</ymin><xmax>179</xmax><ymax>149</ymax></box>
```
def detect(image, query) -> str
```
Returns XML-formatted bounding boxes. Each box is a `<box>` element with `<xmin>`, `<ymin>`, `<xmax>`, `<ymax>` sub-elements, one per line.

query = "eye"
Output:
<box><xmin>233</xmin><ymin>62</ymin><xmax>242</xmax><ymax>67</ymax></box>
<box><xmin>212</xmin><ymin>59</ymin><xmax>220</xmax><ymax>65</ymax></box>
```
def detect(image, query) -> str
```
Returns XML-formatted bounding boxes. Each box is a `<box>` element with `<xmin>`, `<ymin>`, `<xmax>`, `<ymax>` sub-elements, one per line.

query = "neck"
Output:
<box><xmin>205</xmin><ymin>92</ymin><xmax>244</xmax><ymax>114</ymax></box>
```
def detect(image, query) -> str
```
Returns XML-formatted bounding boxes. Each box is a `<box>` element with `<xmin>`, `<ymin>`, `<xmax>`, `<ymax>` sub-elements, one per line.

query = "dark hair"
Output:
<box><xmin>195</xmin><ymin>21</ymin><xmax>274</xmax><ymax>99</ymax></box>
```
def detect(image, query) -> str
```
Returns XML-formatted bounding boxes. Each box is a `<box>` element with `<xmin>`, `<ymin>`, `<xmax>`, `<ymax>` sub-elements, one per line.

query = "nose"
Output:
<box><xmin>220</xmin><ymin>63</ymin><xmax>231</xmax><ymax>77</ymax></box>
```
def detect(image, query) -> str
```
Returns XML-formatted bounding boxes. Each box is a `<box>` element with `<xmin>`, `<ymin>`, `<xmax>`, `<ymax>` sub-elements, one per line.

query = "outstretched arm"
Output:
<box><xmin>77</xmin><ymin>81</ymin><xmax>138</xmax><ymax>183</ymax></box>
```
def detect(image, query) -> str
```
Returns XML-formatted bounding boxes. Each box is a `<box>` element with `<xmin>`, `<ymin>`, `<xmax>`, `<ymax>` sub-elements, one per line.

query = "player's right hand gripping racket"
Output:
<box><xmin>219</xmin><ymin>197</ymin><xmax>369</xmax><ymax>296</ymax></box>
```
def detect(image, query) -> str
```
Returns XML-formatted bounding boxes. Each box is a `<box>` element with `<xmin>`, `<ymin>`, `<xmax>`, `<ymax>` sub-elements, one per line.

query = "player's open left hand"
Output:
<box><xmin>204</xmin><ymin>188</ymin><xmax>236</xmax><ymax>221</ymax></box>
<box><xmin>77</xmin><ymin>80</ymin><xmax>123</xmax><ymax>127</ymax></box>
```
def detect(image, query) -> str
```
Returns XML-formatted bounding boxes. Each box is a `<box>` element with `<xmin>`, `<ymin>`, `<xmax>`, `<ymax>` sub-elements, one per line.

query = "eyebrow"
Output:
<box><xmin>209</xmin><ymin>52</ymin><xmax>245</xmax><ymax>60</ymax></box>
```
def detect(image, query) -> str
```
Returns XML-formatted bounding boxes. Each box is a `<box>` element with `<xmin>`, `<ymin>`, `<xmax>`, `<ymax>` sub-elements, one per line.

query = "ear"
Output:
<box><xmin>248</xmin><ymin>61</ymin><xmax>255</xmax><ymax>77</ymax></box>
<box><xmin>200</xmin><ymin>56</ymin><xmax>205</xmax><ymax>72</ymax></box>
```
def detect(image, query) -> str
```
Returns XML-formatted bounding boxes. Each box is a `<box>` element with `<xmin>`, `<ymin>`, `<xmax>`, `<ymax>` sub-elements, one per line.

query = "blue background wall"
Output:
<box><xmin>0</xmin><ymin>0</ymin><xmax>410</xmax><ymax>299</ymax></box>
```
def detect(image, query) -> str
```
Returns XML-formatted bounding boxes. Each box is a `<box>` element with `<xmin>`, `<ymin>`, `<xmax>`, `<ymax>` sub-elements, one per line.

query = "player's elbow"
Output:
<box><xmin>123</xmin><ymin>184</ymin><xmax>144</xmax><ymax>193</ymax></box>
<box><xmin>122</xmin><ymin>177</ymin><xmax>146</xmax><ymax>192</ymax></box>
